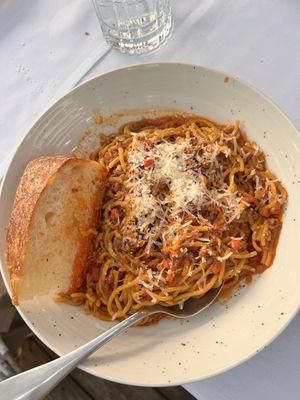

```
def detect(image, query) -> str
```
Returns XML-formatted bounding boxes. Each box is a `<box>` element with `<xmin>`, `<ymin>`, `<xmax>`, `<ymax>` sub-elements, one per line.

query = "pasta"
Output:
<box><xmin>59</xmin><ymin>114</ymin><xmax>287</xmax><ymax>323</ymax></box>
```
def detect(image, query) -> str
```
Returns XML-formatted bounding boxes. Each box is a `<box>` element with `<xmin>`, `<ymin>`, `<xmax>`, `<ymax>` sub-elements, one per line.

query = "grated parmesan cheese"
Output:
<box><xmin>217</xmin><ymin>251</ymin><xmax>233</xmax><ymax>261</ymax></box>
<box><xmin>125</xmin><ymin>129</ymin><xmax>250</xmax><ymax>249</ymax></box>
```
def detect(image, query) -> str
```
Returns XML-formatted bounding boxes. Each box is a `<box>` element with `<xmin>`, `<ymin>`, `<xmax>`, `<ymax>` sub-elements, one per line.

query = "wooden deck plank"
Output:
<box><xmin>157</xmin><ymin>386</ymin><xmax>196</xmax><ymax>400</ymax></box>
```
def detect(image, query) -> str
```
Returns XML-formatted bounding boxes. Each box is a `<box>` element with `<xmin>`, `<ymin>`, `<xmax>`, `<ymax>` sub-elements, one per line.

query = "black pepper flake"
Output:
<box><xmin>280</xmin><ymin>312</ymin><xmax>284</xmax><ymax>315</ymax></box>
<box><xmin>193</xmin><ymin>66</ymin><xmax>196</xmax><ymax>70</ymax></box>
<box><xmin>212</xmin><ymin>324</ymin><xmax>215</xmax><ymax>328</ymax></box>
<box><xmin>178</xmin><ymin>362</ymin><xmax>181</xmax><ymax>365</ymax></box>
<box><xmin>70</xmin><ymin>316</ymin><xmax>74</xmax><ymax>319</ymax></box>
<box><xmin>181</xmin><ymin>342</ymin><xmax>186</xmax><ymax>346</ymax></box>
<box><xmin>94</xmin><ymin>363</ymin><xmax>98</xmax><ymax>367</ymax></box>
<box><xmin>58</xmin><ymin>333</ymin><xmax>62</xmax><ymax>336</ymax></box>
<box><xmin>216</xmin><ymin>341</ymin><xmax>219</xmax><ymax>344</ymax></box>
<box><xmin>190</xmin><ymin>106</ymin><xmax>194</xmax><ymax>110</ymax></box>
<box><xmin>261</xmin><ymin>322</ymin><xmax>265</xmax><ymax>326</ymax></box>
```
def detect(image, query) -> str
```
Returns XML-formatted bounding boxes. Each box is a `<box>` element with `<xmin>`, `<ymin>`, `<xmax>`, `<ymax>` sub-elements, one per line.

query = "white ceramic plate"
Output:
<box><xmin>1</xmin><ymin>63</ymin><xmax>300</xmax><ymax>386</ymax></box>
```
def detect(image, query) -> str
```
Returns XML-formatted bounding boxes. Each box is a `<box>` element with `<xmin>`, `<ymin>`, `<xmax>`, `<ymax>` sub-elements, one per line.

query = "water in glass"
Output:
<box><xmin>92</xmin><ymin>0</ymin><xmax>172</xmax><ymax>54</ymax></box>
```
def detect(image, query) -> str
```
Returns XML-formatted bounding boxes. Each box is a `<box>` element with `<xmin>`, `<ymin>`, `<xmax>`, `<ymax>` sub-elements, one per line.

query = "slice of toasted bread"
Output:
<box><xmin>6</xmin><ymin>156</ymin><xmax>107</xmax><ymax>304</ymax></box>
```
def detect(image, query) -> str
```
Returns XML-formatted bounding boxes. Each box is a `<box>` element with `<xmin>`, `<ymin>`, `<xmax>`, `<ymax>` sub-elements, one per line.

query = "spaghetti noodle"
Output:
<box><xmin>59</xmin><ymin>115</ymin><xmax>287</xmax><ymax>322</ymax></box>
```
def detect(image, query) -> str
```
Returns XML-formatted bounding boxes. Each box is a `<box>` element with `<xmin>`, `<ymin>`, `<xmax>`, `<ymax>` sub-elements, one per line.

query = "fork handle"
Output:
<box><xmin>0</xmin><ymin>311</ymin><xmax>148</xmax><ymax>400</ymax></box>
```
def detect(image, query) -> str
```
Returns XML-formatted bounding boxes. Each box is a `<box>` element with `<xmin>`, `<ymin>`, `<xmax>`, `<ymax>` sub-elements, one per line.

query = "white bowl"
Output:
<box><xmin>1</xmin><ymin>63</ymin><xmax>300</xmax><ymax>386</ymax></box>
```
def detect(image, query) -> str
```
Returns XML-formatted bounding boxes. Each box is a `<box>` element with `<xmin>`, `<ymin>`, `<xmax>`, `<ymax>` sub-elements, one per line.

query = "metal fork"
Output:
<box><xmin>0</xmin><ymin>286</ymin><xmax>222</xmax><ymax>400</ymax></box>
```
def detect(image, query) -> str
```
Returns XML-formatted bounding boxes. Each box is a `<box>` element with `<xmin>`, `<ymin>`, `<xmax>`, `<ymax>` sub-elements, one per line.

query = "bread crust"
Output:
<box><xmin>6</xmin><ymin>156</ymin><xmax>106</xmax><ymax>304</ymax></box>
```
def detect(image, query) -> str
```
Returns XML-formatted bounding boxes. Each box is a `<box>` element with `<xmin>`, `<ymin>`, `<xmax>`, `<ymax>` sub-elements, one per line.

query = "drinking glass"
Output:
<box><xmin>92</xmin><ymin>0</ymin><xmax>172</xmax><ymax>54</ymax></box>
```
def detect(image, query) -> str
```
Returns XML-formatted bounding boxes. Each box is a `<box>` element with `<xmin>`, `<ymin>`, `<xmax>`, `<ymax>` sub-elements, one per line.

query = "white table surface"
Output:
<box><xmin>1</xmin><ymin>0</ymin><xmax>300</xmax><ymax>399</ymax></box>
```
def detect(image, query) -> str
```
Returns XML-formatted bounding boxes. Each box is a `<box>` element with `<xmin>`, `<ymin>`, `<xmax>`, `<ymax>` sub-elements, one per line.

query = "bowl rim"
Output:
<box><xmin>1</xmin><ymin>62</ymin><xmax>299</xmax><ymax>386</ymax></box>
